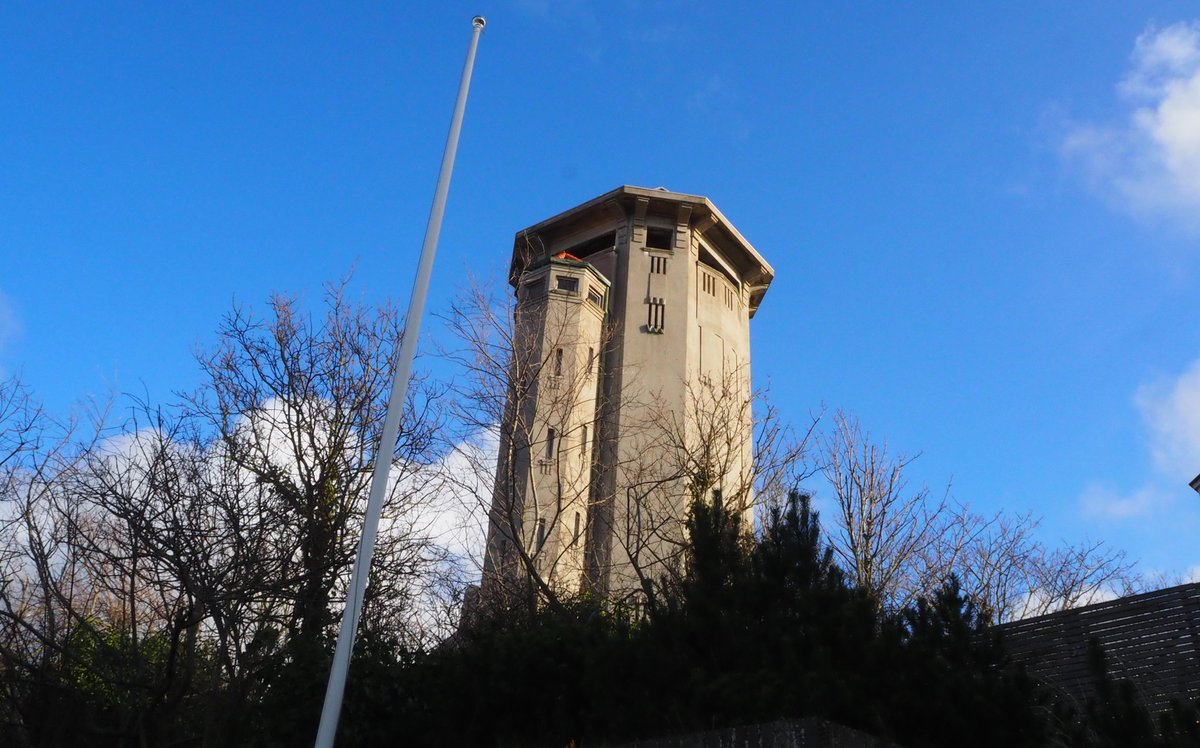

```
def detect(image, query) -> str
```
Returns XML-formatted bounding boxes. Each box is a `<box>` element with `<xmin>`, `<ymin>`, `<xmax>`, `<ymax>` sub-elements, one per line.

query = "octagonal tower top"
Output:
<box><xmin>508</xmin><ymin>185</ymin><xmax>774</xmax><ymax>316</ymax></box>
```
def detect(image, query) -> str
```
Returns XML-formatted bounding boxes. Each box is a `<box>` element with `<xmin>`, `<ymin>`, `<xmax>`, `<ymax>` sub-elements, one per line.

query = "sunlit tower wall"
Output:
<box><xmin>481</xmin><ymin>185</ymin><xmax>774</xmax><ymax>604</ymax></box>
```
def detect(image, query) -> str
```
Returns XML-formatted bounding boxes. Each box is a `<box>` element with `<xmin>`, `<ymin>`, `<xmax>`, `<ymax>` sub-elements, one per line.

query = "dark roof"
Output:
<box><xmin>999</xmin><ymin>581</ymin><xmax>1200</xmax><ymax>714</ymax></box>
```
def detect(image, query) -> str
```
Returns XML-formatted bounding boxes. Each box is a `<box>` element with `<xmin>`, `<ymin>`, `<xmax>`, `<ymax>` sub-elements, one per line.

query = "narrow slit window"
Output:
<box><xmin>554</xmin><ymin>348</ymin><xmax>564</xmax><ymax>376</ymax></box>
<box><xmin>587</xmin><ymin>346</ymin><xmax>595</xmax><ymax>374</ymax></box>
<box><xmin>581</xmin><ymin>425</ymin><xmax>588</xmax><ymax>455</ymax></box>
<box><xmin>573</xmin><ymin>512</ymin><xmax>582</xmax><ymax>544</ymax></box>
<box><xmin>646</xmin><ymin>297</ymin><xmax>665</xmax><ymax>333</ymax></box>
<box><xmin>536</xmin><ymin>518</ymin><xmax>547</xmax><ymax>551</ymax></box>
<box><xmin>546</xmin><ymin>428</ymin><xmax>556</xmax><ymax>460</ymax></box>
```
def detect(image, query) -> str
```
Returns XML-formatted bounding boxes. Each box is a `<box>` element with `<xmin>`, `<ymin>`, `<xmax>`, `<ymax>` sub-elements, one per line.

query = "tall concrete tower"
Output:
<box><xmin>481</xmin><ymin>186</ymin><xmax>774</xmax><ymax>604</ymax></box>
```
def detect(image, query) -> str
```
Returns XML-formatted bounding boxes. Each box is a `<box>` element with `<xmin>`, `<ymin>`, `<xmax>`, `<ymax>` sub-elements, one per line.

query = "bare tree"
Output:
<box><xmin>0</xmin><ymin>379</ymin><xmax>123</xmax><ymax>743</ymax></box>
<box><xmin>0</xmin><ymin>283</ymin><xmax>457</xmax><ymax>745</ymax></box>
<box><xmin>0</xmin><ymin>376</ymin><xmax>39</xmax><ymax>475</ymax></box>
<box><xmin>1018</xmin><ymin>539</ymin><xmax>1135</xmax><ymax>619</ymax></box>
<box><xmin>615</xmin><ymin>367</ymin><xmax>817</xmax><ymax>604</ymax></box>
<box><xmin>182</xmin><ymin>281</ymin><xmax>453</xmax><ymax>650</ymax></box>
<box><xmin>817</xmin><ymin>409</ymin><xmax>1135</xmax><ymax>621</ymax></box>
<box><xmin>448</xmin><ymin>277</ymin><xmax>1140</xmax><ymax>626</ymax></box>
<box><xmin>819</xmin><ymin>410</ymin><xmax>949</xmax><ymax>610</ymax></box>
<box><xmin>951</xmin><ymin>509</ymin><xmax>1042</xmax><ymax>623</ymax></box>
<box><xmin>442</xmin><ymin>276</ymin><xmax>607</xmax><ymax>610</ymax></box>
<box><xmin>72</xmin><ymin>409</ymin><xmax>303</xmax><ymax>726</ymax></box>
<box><xmin>443</xmin><ymin>278</ymin><xmax>817</xmax><ymax>612</ymax></box>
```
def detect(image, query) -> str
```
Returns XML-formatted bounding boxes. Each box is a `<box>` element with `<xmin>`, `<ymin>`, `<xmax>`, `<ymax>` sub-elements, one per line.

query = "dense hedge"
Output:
<box><xmin>5</xmin><ymin>492</ymin><xmax>1197</xmax><ymax>746</ymax></box>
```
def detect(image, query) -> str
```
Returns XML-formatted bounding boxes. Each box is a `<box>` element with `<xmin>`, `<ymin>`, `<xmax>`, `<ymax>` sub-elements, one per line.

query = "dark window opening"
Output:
<box><xmin>546</xmin><ymin>428</ymin><xmax>556</xmax><ymax>460</ymax></box>
<box><xmin>536</xmin><ymin>518</ymin><xmax>547</xmax><ymax>551</ymax></box>
<box><xmin>587</xmin><ymin>287</ymin><xmax>604</xmax><ymax>307</ymax></box>
<box><xmin>587</xmin><ymin>347</ymin><xmax>595</xmax><ymax>374</ymax></box>
<box><xmin>554</xmin><ymin>348</ymin><xmax>564</xmax><ymax>376</ymax></box>
<box><xmin>564</xmin><ymin>230</ymin><xmax>617</xmax><ymax>259</ymax></box>
<box><xmin>522</xmin><ymin>278</ymin><xmax>544</xmax><ymax>297</ymax></box>
<box><xmin>699</xmin><ymin>247</ymin><xmax>739</xmax><ymax>288</ymax></box>
<box><xmin>650</xmin><ymin>255</ymin><xmax>668</xmax><ymax>274</ymax></box>
<box><xmin>573</xmin><ymin>512</ymin><xmax>582</xmax><ymax>544</ymax></box>
<box><xmin>556</xmin><ymin>275</ymin><xmax>579</xmax><ymax>293</ymax></box>
<box><xmin>646</xmin><ymin>227</ymin><xmax>673</xmax><ymax>250</ymax></box>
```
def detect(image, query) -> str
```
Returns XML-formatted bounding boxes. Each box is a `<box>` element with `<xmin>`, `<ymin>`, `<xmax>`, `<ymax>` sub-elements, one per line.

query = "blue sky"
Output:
<box><xmin>2</xmin><ymin>2</ymin><xmax>1199</xmax><ymax>578</ymax></box>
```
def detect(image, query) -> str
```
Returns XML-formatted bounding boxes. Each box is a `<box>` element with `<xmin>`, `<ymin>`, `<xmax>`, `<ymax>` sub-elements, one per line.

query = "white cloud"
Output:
<box><xmin>224</xmin><ymin>397</ymin><xmax>496</xmax><ymax>572</ymax></box>
<box><xmin>1080</xmin><ymin>482</ymin><xmax>1167</xmax><ymax>519</ymax></box>
<box><xmin>1063</xmin><ymin>20</ymin><xmax>1200</xmax><ymax>233</ymax></box>
<box><xmin>1015</xmin><ymin>583</ymin><xmax>1119</xmax><ymax>620</ymax></box>
<box><xmin>1135</xmin><ymin>355</ymin><xmax>1200</xmax><ymax>478</ymax></box>
<box><xmin>1078</xmin><ymin>352</ymin><xmax>1200</xmax><ymax>564</ymax></box>
<box><xmin>406</xmin><ymin>427</ymin><xmax>497</xmax><ymax>577</ymax></box>
<box><xmin>92</xmin><ymin>407</ymin><xmax>499</xmax><ymax>639</ymax></box>
<box><xmin>1120</xmin><ymin>22</ymin><xmax>1200</xmax><ymax>99</ymax></box>
<box><xmin>235</xmin><ymin>397</ymin><xmax>497</xmax><ymax>580</ymax></box>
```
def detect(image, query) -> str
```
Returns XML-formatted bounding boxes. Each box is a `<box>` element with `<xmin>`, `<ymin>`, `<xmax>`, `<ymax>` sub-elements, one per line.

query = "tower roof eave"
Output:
<box><xmin>508</xmin><ymin>186</ymin><xmax>774</xmax><ymax>311</ymax></box>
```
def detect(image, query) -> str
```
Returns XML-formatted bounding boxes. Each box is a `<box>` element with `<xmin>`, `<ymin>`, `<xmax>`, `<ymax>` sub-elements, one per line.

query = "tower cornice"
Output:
<box><xmin>510</xmin><ymin>185</ymin><xmax>774</xmax><ymax>314</ymax></box>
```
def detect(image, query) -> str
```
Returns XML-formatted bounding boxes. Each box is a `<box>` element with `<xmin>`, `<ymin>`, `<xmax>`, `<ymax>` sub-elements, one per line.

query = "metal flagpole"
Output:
<box><xmin>314</xmin><ymin>15</ymin><xmax>486</xmax><ymax>747</ymax></box>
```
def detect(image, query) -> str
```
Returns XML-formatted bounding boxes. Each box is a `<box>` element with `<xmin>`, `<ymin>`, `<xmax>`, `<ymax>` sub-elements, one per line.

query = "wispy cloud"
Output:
<box><xmin>1135</xmin><ymin>355</ymin><xmax>1200</xmax><ymax>478</ymax></box>
<box><xmin>1062</xmin><ymin>20</ymin><xmax>1200</xmax><ymax>234</ymax></box>
<box><xmin>0</xmin><ymin>291</ymin><xmax>20</xmax><ymax>367</ymax></box>
<box><xmin>622</xmin><ymin>20</ymin><xmax>691</xmax><ymax>48</ymax></box>
<box><xmin>1080</xmin><ymin>483</ymin><xmax>1167</xmax><ymax>519</ymax></box>
<box><xmin>686</xmin><ymin>74</ymin><xmax>730</xmax><ymax>114</ymax></box>
<box><xmin>1080</xmin><ymin>353</ymin><xmax>1200</xmax><ymax>534</ymax></box>
<box><xmin>513</xmin><ymin>0</ymin><xmax>605</xmax><ymax>62</ymax></box>
<box><xmin>513</xmin><ymin>0</ymin><xmax>597</xmax><ymax>25</ymax></box>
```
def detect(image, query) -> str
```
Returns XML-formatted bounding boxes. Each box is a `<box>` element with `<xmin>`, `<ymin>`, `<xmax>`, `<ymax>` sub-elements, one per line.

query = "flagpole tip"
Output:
<box><xmin>473</xmin><ymin>16</ymin><xmax>486</xmax><ymax>30</ymax></box>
